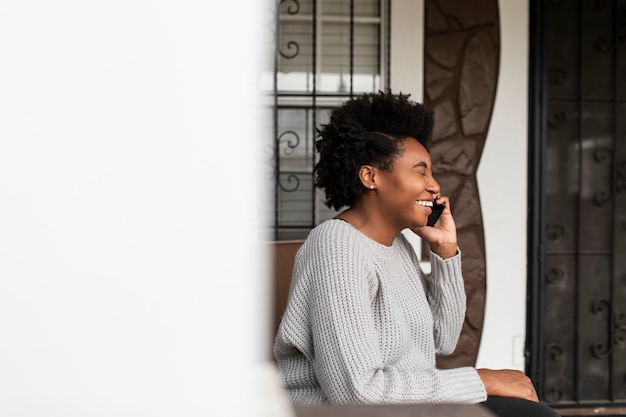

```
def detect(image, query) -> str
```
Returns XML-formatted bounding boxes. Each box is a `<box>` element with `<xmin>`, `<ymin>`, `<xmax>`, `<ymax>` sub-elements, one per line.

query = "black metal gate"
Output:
<box><xmin>528</xmin><ymin>0</ymin><xmax>626</xmax><ymax>412</ymax></box>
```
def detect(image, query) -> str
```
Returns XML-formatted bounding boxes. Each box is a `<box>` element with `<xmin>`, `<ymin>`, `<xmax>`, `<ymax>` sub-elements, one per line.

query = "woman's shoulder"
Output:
<box><xmin>309</xmin><ymin>218</ymin><xmax>354</xmax><ymax>238</ymax></box>
<box><xmin>303</xmin><ymin>219</ymin><xmax>362</xmax><ymax>253</ymax></box>
<box><xmin>296</xmin><ymin>220</ymin><xmax>377</xmax><ymax>289</ymax></box>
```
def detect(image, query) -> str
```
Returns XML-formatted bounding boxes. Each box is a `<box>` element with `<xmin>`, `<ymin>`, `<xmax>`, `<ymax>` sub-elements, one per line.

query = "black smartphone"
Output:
<box><xmin>427</xmin><ymin>202</ymin><xmax>445</xmax><ymax>227</ymax></box>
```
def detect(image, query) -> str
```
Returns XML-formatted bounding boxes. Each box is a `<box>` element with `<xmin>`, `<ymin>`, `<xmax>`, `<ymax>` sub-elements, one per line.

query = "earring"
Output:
<box><xmin>369</xmin><ymin>185</ymin><xmax>375</xmax><ymax>189</ymax></box>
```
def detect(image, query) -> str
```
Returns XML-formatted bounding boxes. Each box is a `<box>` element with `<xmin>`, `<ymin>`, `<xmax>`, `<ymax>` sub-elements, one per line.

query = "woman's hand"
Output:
<box><xmin>477</xmin><ymin>368</ymin><xmax>539</xmax><ymax>402</ymax></box>
<box><xmin>412</xmin><ymin>195</ymin><xmax>458</xmax><ymax>259</ymax></box>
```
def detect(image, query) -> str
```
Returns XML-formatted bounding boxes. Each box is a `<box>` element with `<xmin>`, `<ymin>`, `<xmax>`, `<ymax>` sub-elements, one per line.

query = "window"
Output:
<box><xmin>261</xmin><ymin>0</ymin><xmax>390</xmax><ymax>240</ymax></box>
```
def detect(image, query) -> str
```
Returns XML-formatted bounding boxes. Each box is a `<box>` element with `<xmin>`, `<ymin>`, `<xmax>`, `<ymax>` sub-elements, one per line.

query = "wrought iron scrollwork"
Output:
<box><xmin>544</xmin><ymin>344</ymin><xmax>564</xmax><ymax>402</ymax></box>
<box><xmin>615</xmin><ymin>311</ymin><xmax>626</xmax><ymax>346</ymax></box>
<box><xmin>548</xmin><ymin>112</ymin><xmax>566</xmax><ymax>129</ymax></box>
<box><xmin>546</xmin><ymin>224</ymin><xmax>565</xmax><ymax>240</ymax></box>
<box><xmin>278</xmin><ymin>130</ymin><xmax>300</xmax><ymax>156</ymax></box>
<box><xmin>278</xmin><ymin>173</ymin><xmax>301</xmax><ymax>192</ymax></box>
<box><xmin>546</xmin><ymin>343</ymin><xmax>564</xmax><ymax>361</ymax></box>
<box><xmin>546</xmin><ymin>387</ymin><xmax>563</xmax><ymax>402</ymax></box>
<box><xmin>590</xmin><ymin>299</ymin><xmax>626</xmax><ymax>358</ymax></box>
<box><xmin>591</xmin><ymin>299</ymin><xmax>612</xmax><ymax>359</ymax></box>
<box><xmin>280</xmin><ymin>0</ymin><xmax>300</xmax><ymax>15</ymax></box>
<box><xmin>276</xmin><ymin>130</ymin><xmax>302</xmax><ymax>192</ymax></box>
<box><xmin>593</xmin><ymin>148</ymin><xmax>614</xmax><ymax>206</ymax></box>
<box><xmin>591</xmin><ymin>340</ymin><xmax>612</xmax><ymax>359</ymax></box>
<box><xmin>279</xmin><ymin>41</ymin><xmax>300</xmax><ymax>59</ymax></box>
<box><xmin>278</xmin><ymin>0</ymin><xmax>301</xmax><ymax>59</ymax></box>
<box><xmin>595</xmin><ymin>0</ymin><xmax>608</xmax><ymax>10</ymax></box>
<box><xmin>593</xmin><ymin>191</ymin><xmax>612</xmax><ymax>207</ymax></box>
<box><xmin>593</xmin><ymin>148</ymin><xmax>612</xmax><ymax>164</ymax></box>
<box><xmin>266</xmin><ymin>130</ymin><xmax>303</xmax><ymax>180</ymax></box>
<box><xmin>550</xmin><ymin>69</ymin><xmax>568</xmax><ymax>86</ymax></box>
<box><xmin>595</xmin><ymin>36</ymin><xmax>614</xmax><ymax>53</ymax></box>
<box><xmin>546</xmin><ymin>267</ymin><xmax>566</xmax><ymax>285</ymax></box>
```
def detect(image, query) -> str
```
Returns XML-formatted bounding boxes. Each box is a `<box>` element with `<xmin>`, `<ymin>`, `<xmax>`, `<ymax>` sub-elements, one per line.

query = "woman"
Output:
<box><xmin>274</xmin><ymin>91</ymin><xmax>560</xmax><ymax>417</ymax></box>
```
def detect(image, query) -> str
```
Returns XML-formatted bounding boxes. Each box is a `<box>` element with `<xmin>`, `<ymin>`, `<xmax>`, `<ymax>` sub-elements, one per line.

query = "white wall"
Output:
<box><xmin>391</xmin><ymin>0</ymin><xmax>530</xmax><ymax>370</ymax></box>
<box><xmin>390</xmin><ymin>0</ymin><xmax>424</xmax><ymax>100</ymax></box>
<box><xmin>0</xmin><ymin>2</ymin><xmax>268</xmax><ymax>416</ymax></box>
<box><xmin>475</xmin><ymin>1</ymin><xmax>529</xmax><ymax>371</ymax></box>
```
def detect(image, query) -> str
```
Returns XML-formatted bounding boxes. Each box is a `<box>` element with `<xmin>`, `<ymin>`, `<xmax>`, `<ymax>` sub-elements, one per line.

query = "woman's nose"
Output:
<box><xmin>427</xmin><ymin>177</ymin><xmax>441</xmax><ymax>197</ymax></box>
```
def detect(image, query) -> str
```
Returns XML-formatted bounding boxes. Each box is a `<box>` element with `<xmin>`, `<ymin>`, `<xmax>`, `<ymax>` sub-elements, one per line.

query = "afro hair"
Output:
<box><xmin>314</xmin><ymin>90</ymin><xmax>434</xmax><ymax>210</ymax></box>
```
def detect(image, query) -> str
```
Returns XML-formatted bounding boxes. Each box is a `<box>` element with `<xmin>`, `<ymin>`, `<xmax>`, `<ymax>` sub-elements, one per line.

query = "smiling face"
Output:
<box><xmin>373</xmin><ymin>137</ymin><xmax>440</xmax><ymax>229</ymax></box>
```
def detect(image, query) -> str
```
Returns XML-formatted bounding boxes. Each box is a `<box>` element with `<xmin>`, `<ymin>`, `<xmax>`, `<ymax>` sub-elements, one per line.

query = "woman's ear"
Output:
<box><xmin>359</xmin><ymin>165</ymin><xmax>376</xmax><ymax>190</ymax></box>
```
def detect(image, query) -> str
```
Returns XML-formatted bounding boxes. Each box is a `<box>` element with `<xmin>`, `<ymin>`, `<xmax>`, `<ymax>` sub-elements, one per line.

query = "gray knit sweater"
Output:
<box><xmin>274</xmin><ymin>219</ymin><xmax>487</xmax><ymax>405</ymax></box>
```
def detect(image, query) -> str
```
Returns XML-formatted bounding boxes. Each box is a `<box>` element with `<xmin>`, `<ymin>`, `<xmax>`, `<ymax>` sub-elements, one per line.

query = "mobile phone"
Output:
<box><xmin>427</xmin><ymin>202</ymin><xmax>445</xmax><ymax>227</ymax></box>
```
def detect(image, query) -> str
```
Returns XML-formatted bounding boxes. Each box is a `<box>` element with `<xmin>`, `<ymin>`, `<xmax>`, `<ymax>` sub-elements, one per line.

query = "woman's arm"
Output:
<box><xmin>412</xmin><ymin>196</ymin><xmax>466</xmax><ymax>354</ymax></box>
<box><xmin>424</xmin><ymin>249</ymin><xmax>466</xmax><ymax>355</ymax></box>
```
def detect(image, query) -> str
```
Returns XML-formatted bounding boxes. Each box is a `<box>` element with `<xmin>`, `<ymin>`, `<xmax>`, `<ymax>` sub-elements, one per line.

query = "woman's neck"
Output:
<box><xmin>335</xmin><ymin>205</ymin><xmax>400</xmax><ymax>247</ymax></box>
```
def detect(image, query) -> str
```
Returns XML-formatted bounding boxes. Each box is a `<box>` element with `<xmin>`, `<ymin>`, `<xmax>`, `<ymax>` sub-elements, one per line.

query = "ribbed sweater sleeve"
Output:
<box><xmin>274</xmin><ymin>220</ymin><xmax>487</xmax><ymax>405</ymax></box>
<box><xmin>426</xmin><ymin>250</ymin><xmax>468</xmax><ymax>355</ymax></box>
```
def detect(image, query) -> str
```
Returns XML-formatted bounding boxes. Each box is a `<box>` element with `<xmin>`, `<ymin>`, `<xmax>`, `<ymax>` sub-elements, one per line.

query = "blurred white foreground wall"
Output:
<box><xmin>0</xmin><ymin>1</ymin><xmax>276</xmax><ymax>416</ymax></box>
